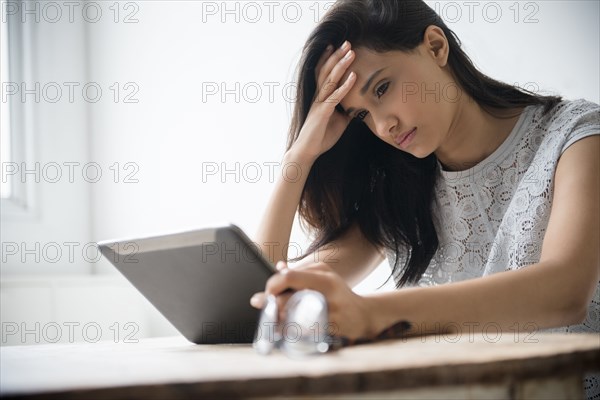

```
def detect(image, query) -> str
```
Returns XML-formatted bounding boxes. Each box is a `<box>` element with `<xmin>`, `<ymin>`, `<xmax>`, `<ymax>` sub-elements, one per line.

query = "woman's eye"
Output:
<box><xmin>354</xmin><ymin>82</ymin><xmax>389</xmax><ymax>121</ymax></box>
<box><xmin>376</xmin><ymin>82</ymin><xmax>389</xmax><ymax>98</ymax></box>
<box><xmin>356</xmin><ymin>110</ymin><xmax>368</xmax><ymax>121</ymax></box>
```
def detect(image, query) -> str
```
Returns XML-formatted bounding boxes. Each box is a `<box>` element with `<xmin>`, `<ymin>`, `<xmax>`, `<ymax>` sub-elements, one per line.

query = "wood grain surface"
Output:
<box><xmin>1</xmin><ymin>333</ymin><xmax>598</xmax><ymax>399</ymax></box>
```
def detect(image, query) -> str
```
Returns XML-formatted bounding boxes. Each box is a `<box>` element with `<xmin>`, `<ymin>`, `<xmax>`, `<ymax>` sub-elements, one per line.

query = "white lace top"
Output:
<box><xmin>386</xmin><ymin>98</ymin><xmax>600</xmax><ymax>398</ymax></box>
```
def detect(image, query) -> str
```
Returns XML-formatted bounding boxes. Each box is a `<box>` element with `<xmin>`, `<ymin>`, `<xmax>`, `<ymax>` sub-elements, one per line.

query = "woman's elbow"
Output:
<box><xmin>552</xmin><ymin>260</ymin><xmax>598</xmax><ymax>327</ymax></box>
<box><xmin>560</xmin><ymin>303</ymin><xmax>589</xmax><ymax>326</ymax></box>
<box><xmin>558</xmin><ymin>284</ymin><xmax>594</xmax><ymax>326</ymax></box>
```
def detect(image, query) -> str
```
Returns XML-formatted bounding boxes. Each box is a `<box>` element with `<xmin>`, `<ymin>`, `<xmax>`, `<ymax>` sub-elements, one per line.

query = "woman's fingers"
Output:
<box><xmin>275</xmin><ymin>260</ymin><xmax>287</xmax><ymax>271</ymax></box>
<box><xmin>250</xmin><ymin>262</ymin><xmax>332</xmax><ymax>309</ymax></box>
<box><xmin>314</xmin><ymin>44</ymin><xmax>334</xmax><ymax>82</ymax></box>
<box><xmin>325</xmin><ymin>71</ymin><xmax>356</xmax><ymax>107</ymax></box>
<box><xmin>265</xmin><ymin>268</ymin><xmax>334</xmax><ymax>297</ymax></box>
<box><xmin>275</xmin><ymin>290</ymin><xmax>295</xmax><ymax>321</ymax></box>
<box><xmin>250</xmin><ymin>291</ymin><xmax>266</xmax><ymax>308</ymax></box>
<box><xmin>252</xmin><ymin>264</ymin><xmax>369</xmax><ymax>339</ymax></box>
<box><xmin>317</xmin><ymin>41</ymin><xmax>351</xmax><ymax>87</ymax></box>
<box><xmin>290</xmin><ymin>41</ymin><xmax>356</xmax><ymax>159</ymax></box>
<box><xmin>316</xmin><ymin>50</ymin><xmax>355</xmax><ymax>103</ymax></box>
<box><xmin>265</xmin><ymin>268</ymin><xmax>332</xmax><ymax>323</ymax></box>
<box><xmin>315</xmin><ymin>42</ymin><xmax>354</xmax><ymax>102</ymax></box>
<box><xmin>292</xmin><ymin>262</ymin><xmax>332</xmax><ymax>273</ymax></box>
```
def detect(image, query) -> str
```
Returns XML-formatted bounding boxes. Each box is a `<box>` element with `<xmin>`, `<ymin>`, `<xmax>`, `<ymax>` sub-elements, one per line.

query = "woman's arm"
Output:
<box><xmin>253</xmin><ymin>150</ymin><xmax>316</xmax><ymax>265</ymax></box>
<box><xmin>253</xmin><ymin>152</ymin><xmax>386</xmax><ymax>280</ymax></box>
<box><xmin>251</xmin><ymin>215</ymin><xmax>387</xmax><ymax>313</ymax></box>
<box><xmin>253</xmin><ymin>42</ymin><xmax>357</xmax><ymax>265</ymax></box>
<box><xmin>365</xmin><ymin>135</ymin><xmax>600</xmax><ymax>336</ymax></box>
<box><xmin>264</xmin><ymin>135</ymin><xmax>599</xmax><ymax>339</ymax></box>
<box><xmin>290</xmin><ymin>221</ymin><xmax>386</xmax><ymax>288</ymax></box>
<box><xmin>250</xmin><ymin>220</ymin><xmax>385</xmax><ymax>315</ymax></box>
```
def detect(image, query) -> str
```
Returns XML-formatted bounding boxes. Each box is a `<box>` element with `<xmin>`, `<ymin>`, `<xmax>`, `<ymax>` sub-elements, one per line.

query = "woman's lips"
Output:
<box><xmin>395</xmin><ymin>128</ymin><xmax>417</xmax><ymax>148</ymax></box>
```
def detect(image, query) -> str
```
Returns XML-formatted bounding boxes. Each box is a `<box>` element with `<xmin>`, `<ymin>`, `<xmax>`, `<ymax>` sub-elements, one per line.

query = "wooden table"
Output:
<box><xmin>1</xmin><ymin>333</ymin><xmax>598</xmax><ymax>399</ymax></box>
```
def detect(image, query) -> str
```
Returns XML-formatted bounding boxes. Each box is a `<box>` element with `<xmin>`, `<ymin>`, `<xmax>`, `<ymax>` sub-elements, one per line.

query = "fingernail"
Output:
<box><xmin>341</xmin><ymin>40</ymin><xmax>350</xmax><ymax>50</ymax></box>
<box><xmin>326</xmin><ymin>44</ymin><xmax>333</xmax><ymax>52</ymax></box>
<box><xmin>276</xmin><ymin>261</ymin><xmax>287</xmax><ymax>271</ymax></box>
<box><xmin>250</xmin><ymin>294</ymin><xmax>261</xmax><ymax>307</ymax></box>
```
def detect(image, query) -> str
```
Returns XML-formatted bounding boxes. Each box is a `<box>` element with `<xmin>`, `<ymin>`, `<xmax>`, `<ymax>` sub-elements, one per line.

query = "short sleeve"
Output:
<box><xmin>559</xmin><ymin>99</ymin><xmax>600</xmax><ymax>155</ymax></box>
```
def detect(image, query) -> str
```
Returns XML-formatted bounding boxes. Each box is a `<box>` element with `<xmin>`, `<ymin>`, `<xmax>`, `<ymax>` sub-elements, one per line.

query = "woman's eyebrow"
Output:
<box><xmin>344</xmin><ymin>67</ymin><xmax>388</xmax><ymax>116</ymax></box>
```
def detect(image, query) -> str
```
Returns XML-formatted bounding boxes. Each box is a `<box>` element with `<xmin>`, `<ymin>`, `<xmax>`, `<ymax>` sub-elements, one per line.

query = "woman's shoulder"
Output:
<box><xmin>526</xmin><ymin>98</ymin><xmax>599</xmax><ymax>155</ymax></box>
<box><xmin>554</xmin><ymin>97</ymin><xmax>599</xmax><ymax>111</ymax></box>
<box><xmin>533</xmin><ymin>98</ymin><xmax>599</xmax><ymax>129</ymax></box>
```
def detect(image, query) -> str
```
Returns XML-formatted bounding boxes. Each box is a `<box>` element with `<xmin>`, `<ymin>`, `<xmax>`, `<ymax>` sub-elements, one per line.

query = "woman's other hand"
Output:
<box><xmin>250</xmin><ymin>260</ymin><xmax>376</xmax><ymax>340</ymax></box>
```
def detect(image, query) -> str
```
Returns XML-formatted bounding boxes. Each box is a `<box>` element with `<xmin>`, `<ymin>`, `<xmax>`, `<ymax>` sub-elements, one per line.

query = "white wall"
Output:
<box><xmin>436</xmin><ymin>0</ymin><xmax>600</xmax><ymax>102</ymax></box>
<box><xmin>1</xmin><ymin>0</ymin><xmax>598</xmax><ymax>346</ymax></box>
<box><xmin>1</xmin><ymin>2</ymin><xmax>92</xmax><ymax>275</ymax></box>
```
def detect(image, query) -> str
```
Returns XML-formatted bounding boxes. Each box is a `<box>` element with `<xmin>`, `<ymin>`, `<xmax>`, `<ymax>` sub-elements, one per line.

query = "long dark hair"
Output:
<box><xmin>286</xmin><ymin>0</ymin><xmax>561</xmax><ymax>287</ymax></box>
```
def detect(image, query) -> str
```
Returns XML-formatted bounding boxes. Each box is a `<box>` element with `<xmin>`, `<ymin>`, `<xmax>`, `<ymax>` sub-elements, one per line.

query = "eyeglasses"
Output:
<box><xmin>253</xmin><ymin>289</ymin><xmax>412</xmax><ymax>358</ymax></box>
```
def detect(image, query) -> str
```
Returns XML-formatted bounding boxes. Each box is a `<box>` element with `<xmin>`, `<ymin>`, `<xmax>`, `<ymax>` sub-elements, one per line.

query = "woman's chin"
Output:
<box><xmin>400</xmin><ymin>146</ymin><xmax>430</xmax><ymax>159</ymax></box>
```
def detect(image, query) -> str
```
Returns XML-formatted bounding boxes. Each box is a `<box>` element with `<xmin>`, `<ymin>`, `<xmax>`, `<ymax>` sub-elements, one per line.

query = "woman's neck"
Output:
<box><xmin>434</xmin><ymin>97</ymin><xmax>525</xmax><ymax>172</ymax></box>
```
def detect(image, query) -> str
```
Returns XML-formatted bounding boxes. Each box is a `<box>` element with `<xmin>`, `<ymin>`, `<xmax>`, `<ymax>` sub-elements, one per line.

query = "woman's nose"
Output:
<box><xmin>374</xmin><ymin>116</ymin><xmax>397</xmax><ymax>139</ymax></box>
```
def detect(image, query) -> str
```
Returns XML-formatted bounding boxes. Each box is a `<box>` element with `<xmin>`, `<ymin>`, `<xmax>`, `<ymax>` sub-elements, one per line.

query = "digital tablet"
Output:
<box><xmin>97</xmin><ymin>223</ymin><xmax>276</xmax><ymax>344</ymax></box>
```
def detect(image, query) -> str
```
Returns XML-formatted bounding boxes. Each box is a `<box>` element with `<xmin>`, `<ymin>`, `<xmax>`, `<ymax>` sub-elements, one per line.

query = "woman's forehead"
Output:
<box><xmin>339</xmin><ymin>47</ymin><xmax>412</xmax><ymax>83</ymax></box>
<box><xmin>337</xmin><ymin>47</ymin><xmax>426</xmax><ymax>114</ymax></box>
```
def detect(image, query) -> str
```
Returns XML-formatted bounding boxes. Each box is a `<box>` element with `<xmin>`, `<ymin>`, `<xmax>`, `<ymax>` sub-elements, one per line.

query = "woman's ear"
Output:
<box><xmin>422</xmin><ymin>25</ymin><xmax>449</xmax><ymax>67</ymax></box>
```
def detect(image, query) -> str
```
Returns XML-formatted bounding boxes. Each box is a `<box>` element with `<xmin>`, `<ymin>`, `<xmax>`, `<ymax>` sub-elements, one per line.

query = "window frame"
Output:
<box><xmin>1</xmin><ymin>7</ymin><xmax>38</xmax><ymax>221</ymax></box>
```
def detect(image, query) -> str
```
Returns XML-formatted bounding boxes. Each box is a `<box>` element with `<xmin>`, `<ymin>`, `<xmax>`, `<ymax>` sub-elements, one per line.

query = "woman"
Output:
<box><xmin>250</xmin><ymin>0</ymin><xmax>599</xmax><ymax>395</ymax></box>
